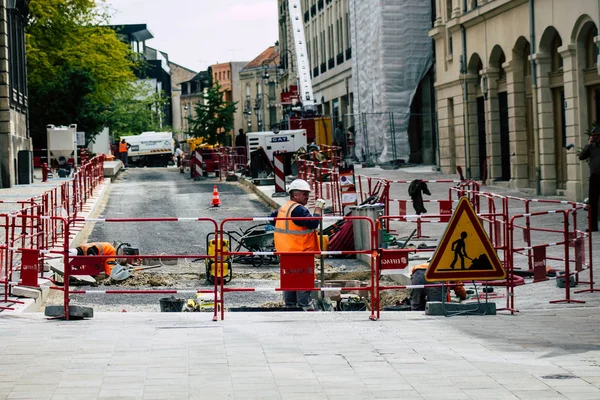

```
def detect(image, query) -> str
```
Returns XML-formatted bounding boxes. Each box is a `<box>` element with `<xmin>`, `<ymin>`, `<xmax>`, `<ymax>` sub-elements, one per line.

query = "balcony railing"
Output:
<box><xmin>336</xmin><ymin>53</ymin><xmax>344</xmax><ymax>65</ymax></box>
<box><xmin>346</xmin><ymin>47</ymin><xmax>352</xmax><ymax>60</ymax></box>
<box><xmin>328</xmin><ymin>58</ymin><xmax>335</xmax><ymax>70</ymax></box>
<box><xmin>320</xmin><ymin>62</ymin><xmax>326</xmax><ymax>74</ymax></box>
<box><xmin>313</xmin><ymin>67</ymin><xmax>319</xmax><ymax>78</ymax></box>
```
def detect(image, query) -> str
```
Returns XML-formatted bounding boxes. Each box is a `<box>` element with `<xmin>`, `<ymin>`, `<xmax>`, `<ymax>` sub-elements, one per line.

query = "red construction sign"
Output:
<box><xmin>425</xmin><ymin>197</ymin><xmax>505</xmax><ymax>282</ymax></box>
<box><xmin>279</xmin><ymin>254</ymin><xmax>315</xmax><ymax>290</ymax></box>
<box><xmin>379</xmin><ymin>249</ymin><xmax>409</xmax><ymax>272</ymax></box>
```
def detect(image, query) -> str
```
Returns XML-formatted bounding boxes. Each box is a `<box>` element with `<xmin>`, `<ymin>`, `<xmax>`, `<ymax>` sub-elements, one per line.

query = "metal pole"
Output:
<box><xmin>529</xmin><ymin>0</ymin><xmax>541</xmax><ymax>195</ymax></box>
<box><xmin>261</xmin><ymin>77</ymin><xmax>265</xmax><ymax>132</ymax></box>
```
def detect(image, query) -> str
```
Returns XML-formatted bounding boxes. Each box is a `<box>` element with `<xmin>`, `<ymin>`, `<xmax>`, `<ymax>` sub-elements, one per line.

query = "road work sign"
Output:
<box><xmin>425</xmin><ymin>197</ymin><xmax>505</xmax><ymax>282</ymax></box>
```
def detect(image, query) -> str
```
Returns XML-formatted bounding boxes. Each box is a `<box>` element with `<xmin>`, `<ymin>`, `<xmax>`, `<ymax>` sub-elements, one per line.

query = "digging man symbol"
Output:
<box><xmin>450</xmin><ymin>231</ymin><xmax>470</xmax><ymax>270</ymax></box>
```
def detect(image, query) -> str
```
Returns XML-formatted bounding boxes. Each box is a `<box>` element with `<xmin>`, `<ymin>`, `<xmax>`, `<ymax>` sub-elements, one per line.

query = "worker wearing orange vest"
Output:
<box><xmin>119</xmin><ymin>139</ymin><xmax>131</xmax><ymax>168</ymax></box>
<box><xmin>410</xmin><ymin>260</ymin><xmax>467</xmax><ymax>311</ymax></box>
<box><xmin>70</xmin><ymin>242</ymin><xmax>117</xmax><ymax>275</ymax></box>
<box><xmin>271</xmin><ymin>179</ymin><xmax>325</xmax><ymax>310</ymax></box>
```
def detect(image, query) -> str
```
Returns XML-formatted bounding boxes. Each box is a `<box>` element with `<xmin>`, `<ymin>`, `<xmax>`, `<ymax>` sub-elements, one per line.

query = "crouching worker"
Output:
<box><xmin>271</xmin><ymin>179</ymin><xmax>325</xmax><ymax>311</ymax></box>
<box><xmin>410</xmin><ymin>262</ymin><xmax>467</xmax><ymax>311</ymax></box>
<box><xmin>69</xmin><ymin>242</ymin><xmax>117</xmax><ymax>275</ymax></box>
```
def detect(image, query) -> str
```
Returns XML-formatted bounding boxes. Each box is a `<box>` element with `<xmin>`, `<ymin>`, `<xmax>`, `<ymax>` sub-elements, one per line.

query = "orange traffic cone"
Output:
<box><xmin>211</xmin><ymin>185</ymin><xmax>221</xmax><ymax>207</ymax></box>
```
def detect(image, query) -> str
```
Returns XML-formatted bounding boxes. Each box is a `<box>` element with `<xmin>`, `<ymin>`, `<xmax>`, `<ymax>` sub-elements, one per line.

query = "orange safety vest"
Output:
<box><xmin>119</xmin><ymin>142</ymin><xmax>129</xmax><ymax>153</ymax></box>
<box><xmin>273</xmin><ymin>200</ymin><xmax>320</xmax><ymax>253</ymax></box>
<box><xmin>78</xmin><ymin>242</ymin><xmax>117</xmax><ymax>275</ymax></box>
<box><xmin>411</xmin><ymin>263</ymin><xmax>429</xmax><ymax>275</ymax></box>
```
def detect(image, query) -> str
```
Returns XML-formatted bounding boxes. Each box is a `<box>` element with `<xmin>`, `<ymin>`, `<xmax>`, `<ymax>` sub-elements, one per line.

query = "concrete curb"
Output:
<box><xmin>239</xmin><ymin>177</ymin><xmax>279</xmax><ymax>209</ymax></box>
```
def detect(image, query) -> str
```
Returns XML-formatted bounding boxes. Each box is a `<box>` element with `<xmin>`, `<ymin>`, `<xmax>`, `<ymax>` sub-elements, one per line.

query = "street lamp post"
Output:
<box><xmin>255</xmin><ymin>93</ymin><xmax>273</xmax><ymax>132</ymax></box>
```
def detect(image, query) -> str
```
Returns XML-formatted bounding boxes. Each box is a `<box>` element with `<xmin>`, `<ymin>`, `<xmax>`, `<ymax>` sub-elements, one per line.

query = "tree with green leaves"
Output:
<box><xmin>103</xmin><ymin>84</ymin><xmax>171</xmax><ymax>140</ymax></box>
<box><xmin>189</xmin><ymin>81</ymin><xmax>237</xmax><ymax>146</ymax></box>
<box><xmin>26</xmin><ymin>0</ymin><xmax>137</xmax><ymax>145</ymax></box>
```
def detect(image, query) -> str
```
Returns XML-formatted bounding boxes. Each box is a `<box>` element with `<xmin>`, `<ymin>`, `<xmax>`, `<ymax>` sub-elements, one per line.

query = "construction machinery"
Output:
<box><xmin>205</xmin><ymin>234</ymin><xmax>232</xmax><ymax>284</ymax></box>
<box><xmin>46</xmin><ymin>124</ymin><xmax>78</xmax><ymax>173</ymax></box>
<box><xmin>283</xmin><ymin>0</ymin><xmax>333</xmax><ymax>146</ymax></box>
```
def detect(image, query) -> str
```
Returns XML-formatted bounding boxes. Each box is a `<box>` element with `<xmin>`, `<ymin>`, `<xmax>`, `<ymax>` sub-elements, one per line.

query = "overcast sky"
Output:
<box><xmin>105</xmin><ymin>0</ymin><xmax>279</xmax><ymax>73</ymax></box>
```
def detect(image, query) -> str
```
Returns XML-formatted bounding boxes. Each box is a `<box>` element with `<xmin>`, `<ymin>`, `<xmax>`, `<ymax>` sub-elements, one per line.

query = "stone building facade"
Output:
<box><xmin>168</xmin><ymin>62</ymin><xmax>197</xmax><ymax>138</ymax></box>
<box><xmin>179</xmin><ymin>71</ymin><xmax>210</xmax><ymax>136</ymax></box>
<box><xmin>277</xmin><ymin>0</ymin><xmax>353</xmax><ymax>125</ymax></box>
<box><xmin>211</xmin><ymin>62</ymin><xmax>248</xmax><ymax>145</ymax></box>
<box><xmin>0</xmin><ymin>0</ymin><xmax>30</xmax><ymax>187</ymax></box>
<box><xmin>239</xmin><ymin>46</ymin><xmax>281</xmax><ymax>133</ymax></box>
<box><xmin>430</xmin><ymin>0</ymin><xmax>600</xmax><ymax>200</ymax></box>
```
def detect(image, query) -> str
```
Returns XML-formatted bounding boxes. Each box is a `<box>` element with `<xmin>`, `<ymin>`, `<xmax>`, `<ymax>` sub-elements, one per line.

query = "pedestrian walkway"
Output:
<box><xmin>1</xmin><ymin>308</ymin><xmax>599</xmax><ymax>400</ymax></box>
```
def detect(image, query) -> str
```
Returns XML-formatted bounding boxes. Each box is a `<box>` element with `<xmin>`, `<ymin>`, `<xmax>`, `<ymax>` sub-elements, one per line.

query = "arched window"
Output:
<box><xmin>522</xmin><ymin>42</ymin><xmax>532</xmax><ymax>77</ymax></box>
<box><xmin>585</xmin><ymin>26</ymin><xmax>598</xmax><ymax>69</ymax></box>
<box><xmin>550</xmin><ymin>34</ymin><xmax>563</xmax><ymax>72</ymax></box>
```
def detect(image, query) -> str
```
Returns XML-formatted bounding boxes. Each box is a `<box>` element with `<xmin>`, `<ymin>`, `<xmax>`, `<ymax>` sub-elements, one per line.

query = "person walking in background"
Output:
<box><xmin>579</xmin><ymin>127</ymin><xmax>600</xmax><ymax>232</ymax></box>
<box><xmin>270</xmin><ymin>179</ymin><xmax>325</xmax><ymax>311</ymax></box>
<box><xmin>119</xmin><ymin>139</ymin><xmax>131</xmax><ymax>168</ymax></box>
<box><xmin>235</xmin><ymin>128</ymin><xmax>247</xmax><ymax>152</ymax></box>
<box><xmin>333</xmin><ymin>121</ymin><xmax>348</xmax><ymax>159</ymax></box>
<box><xmin>174</xmin><ymin>147</ymin><xmax>183</xmax><ymax>169</ymax></box>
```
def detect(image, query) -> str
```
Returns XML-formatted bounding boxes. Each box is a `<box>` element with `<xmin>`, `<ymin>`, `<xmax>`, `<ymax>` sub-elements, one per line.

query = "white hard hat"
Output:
<box><xmin>68</xmin><ymin>249</ymin><xmax>78</xmax><ymax>256</ymax></box>
<box><xmin>288</xmin><ymin>179</ymin><xmax>311</xmax><ymax>192</ymax></box>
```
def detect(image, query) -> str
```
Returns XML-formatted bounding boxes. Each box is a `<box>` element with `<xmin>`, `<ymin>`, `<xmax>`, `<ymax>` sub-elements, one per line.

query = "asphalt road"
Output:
<box><xmin>68</xmin><ymin>167</ymin><xmax>288</xmax><ymax>312</ymax></box>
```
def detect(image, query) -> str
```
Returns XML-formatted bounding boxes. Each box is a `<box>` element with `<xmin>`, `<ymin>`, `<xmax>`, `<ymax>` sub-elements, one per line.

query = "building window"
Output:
<box><xmin>446</xmin><ymin>0</ymin><xmax>452</xmax><ymax>20</ymax></box>
<box><xmin>345</xmin><ymin>12</ymin><xmax>350</xmax><ymax>51</ymax></box>
<box><xmin>550</xmin><ymin>35</ymin><xmax>563</xmax><ymax>72</ymax></box>
<box><xmin>7</xmin><ymin>6</ymin><xmax>28</xmax><ymax>112</ymax></box>
<box><xmin>585</xmin><ymin>27</ymin><xmax>599</xmax><ymax>69</ymax></box>
<box><xmin>448</xmin><ymin>36</ymin><xmax>453</xmax><ymax>56</ymax></box>
<box><xmin>337</xmin><ymin>17</ymin><xmax>343</xmax><ymax>52</ymax></box>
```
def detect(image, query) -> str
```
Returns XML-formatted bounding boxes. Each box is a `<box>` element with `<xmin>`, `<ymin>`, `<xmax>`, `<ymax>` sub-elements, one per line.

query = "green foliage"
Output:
<box><xmin>26</xmin><ymin>0</ymin><xmax>137</xmax><ymax>144</ymax></box>
<box><xmin>29</xmin><ymin>65</ymin><xmax>105</xmax><ymax>145</ymax></box>
<box><xmin>583</xmin><ymin>121</ymin><xmax>599</xmax><ymax>136</ymax></box>
<box><xmin>103</xmin><ymin>85</ymin><xmax>171</xmax><ymax>140</ymax></box>
<box><xmin>189</xmin><ymin>81</ymin><xmax>237</xmax><ymax>146</ymax></box>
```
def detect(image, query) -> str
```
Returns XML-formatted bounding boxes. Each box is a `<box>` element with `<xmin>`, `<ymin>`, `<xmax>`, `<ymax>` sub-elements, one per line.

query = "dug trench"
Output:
<box><xmin>45</xmin><ymin>261</ymin><xmax>411</xmax><ymax>310</ymax></box>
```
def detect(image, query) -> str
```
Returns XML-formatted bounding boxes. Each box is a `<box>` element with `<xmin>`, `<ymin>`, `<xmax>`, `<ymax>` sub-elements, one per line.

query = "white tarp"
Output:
<box><xmin>350</xmin><ymin>0</ymin><xmax>432</xmax><ymax>164</ymax></box>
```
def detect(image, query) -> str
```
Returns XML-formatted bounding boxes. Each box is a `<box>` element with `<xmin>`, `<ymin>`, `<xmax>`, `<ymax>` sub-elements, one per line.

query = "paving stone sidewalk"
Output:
<box><xmin>0</xmin><ymin>309</ymin><xmax>599</xmax><ymax>400</ymax></box>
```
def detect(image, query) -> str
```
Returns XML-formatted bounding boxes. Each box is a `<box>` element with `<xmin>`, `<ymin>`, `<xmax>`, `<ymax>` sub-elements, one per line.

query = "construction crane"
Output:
<box><xmin>285</xmin><ymin>0</ymin><xmax>331</xmax><ymax>145</ymax></box>
<box><xmin>287</xmin><ymin>0</ymin><xmax>317</xmax><ymax>116</ymax></box>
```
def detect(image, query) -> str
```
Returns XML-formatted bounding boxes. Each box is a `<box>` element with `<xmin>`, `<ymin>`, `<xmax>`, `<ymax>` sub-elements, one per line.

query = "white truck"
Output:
<box><xmin>123</xmin><ymin>131</ymin><xmax>174</xmax><ymax>167</ymax></box>
<box><xmin>246</xmin><ymin>129</ymin><xmax>308</xmax><ymax>161</ymax></box>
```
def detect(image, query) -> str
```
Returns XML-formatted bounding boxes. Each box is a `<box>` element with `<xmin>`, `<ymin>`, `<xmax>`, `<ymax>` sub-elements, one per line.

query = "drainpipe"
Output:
<box><xmin>461</xmin><ymin>24</ymin><xmax>471</xmax><ymax>179</ymax></box>
<box><xmin>529</xmin><ymin>0</ymin><xmax>541</xmax><ymax>195</ymax></box>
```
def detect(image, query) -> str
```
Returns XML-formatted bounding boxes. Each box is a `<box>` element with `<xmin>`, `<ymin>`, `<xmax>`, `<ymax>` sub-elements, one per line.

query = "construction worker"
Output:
<box><xmin>271</xmin><ymin>179</ymin><xmax>325</xmax><ymax>311</ymax></box>
<box><xmin>410</xmin><ymin>260</ymin><xmax>467</xmax><ymax>311</ymax></box>
<box><xmin>119</xmin><ymin>139</ymin><xmax>131</xmax><ymax>168</ymax></box>
<box><xmin>69</xmin><ymin>242</ymin><xmax>117</xmax><ymax>275</ymax></box>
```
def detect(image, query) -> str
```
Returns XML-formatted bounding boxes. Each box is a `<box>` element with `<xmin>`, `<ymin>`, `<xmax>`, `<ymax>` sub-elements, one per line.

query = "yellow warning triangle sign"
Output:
<box><xmin>425</xmin><ymin>197</ymin><xmax>506</xmax><ymax>282</ymax></box>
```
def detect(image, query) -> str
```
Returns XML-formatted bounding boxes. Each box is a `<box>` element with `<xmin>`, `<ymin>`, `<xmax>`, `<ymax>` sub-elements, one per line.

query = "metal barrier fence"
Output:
<box><xmin>218</xmin><ymin>215</ymin><xmax>378</xmax><ymax>321</ymax></box>
<box><xmin>55</xmin><ymin>216</ymin><xmax>219</xmax><ymax>320</ymax></box>
<box><xmin>1</xmin><ymin>149</ymin><xmax>596</xmax><ymax>318</ymax></box>
<box><xmin>0</xmin><ymin>155</ymin><xmax>106</xmax><ymax>310</ymax></box>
